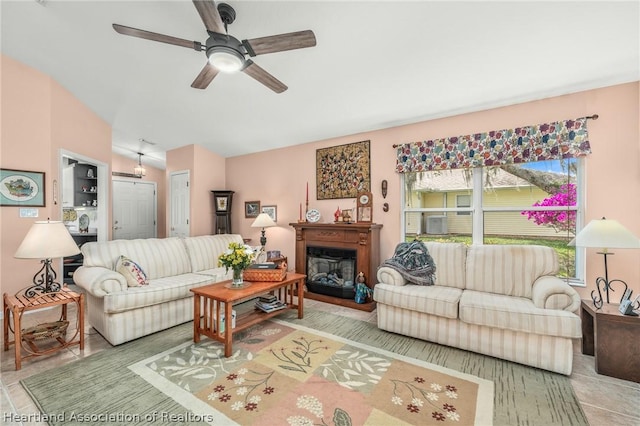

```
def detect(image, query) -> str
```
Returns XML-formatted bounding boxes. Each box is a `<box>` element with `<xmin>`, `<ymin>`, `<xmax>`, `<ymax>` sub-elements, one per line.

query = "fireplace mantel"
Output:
<box><xmin>289</xmin><ymin>222</ymin><xmax>382</xmax><ymax>311</ymax></box>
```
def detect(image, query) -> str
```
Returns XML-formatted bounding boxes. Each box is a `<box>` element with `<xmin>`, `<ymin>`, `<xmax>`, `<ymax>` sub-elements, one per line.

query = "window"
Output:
<box><xmin>456</xmin><ymin>195</ymin><xmax>471</xmax><ymax>215</ymax></box>
<box><xmin>402</xmin><ymin>158</ymin><xmax>584</xmax><ymax>281</ymax></box>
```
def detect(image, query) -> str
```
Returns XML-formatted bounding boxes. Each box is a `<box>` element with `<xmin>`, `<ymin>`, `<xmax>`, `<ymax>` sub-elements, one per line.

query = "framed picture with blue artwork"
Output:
<box><xmin>0</xmin><ymin>168</ymin><xmax>45</xmax><ymax>207</ymax></box>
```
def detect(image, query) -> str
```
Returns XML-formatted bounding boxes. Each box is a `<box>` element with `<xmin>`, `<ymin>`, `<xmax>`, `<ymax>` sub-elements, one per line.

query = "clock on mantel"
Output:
<box><xmin>357</xmin><ymin>191</ymin><xmax>373</xmax><ymax>223</ymax></box>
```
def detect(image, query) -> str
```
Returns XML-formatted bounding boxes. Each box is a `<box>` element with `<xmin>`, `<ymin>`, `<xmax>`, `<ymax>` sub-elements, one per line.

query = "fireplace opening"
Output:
<box><xmin>306</xmin><ymin>246</ymin><xmax>357</xmax><ymax>299</ymax></box>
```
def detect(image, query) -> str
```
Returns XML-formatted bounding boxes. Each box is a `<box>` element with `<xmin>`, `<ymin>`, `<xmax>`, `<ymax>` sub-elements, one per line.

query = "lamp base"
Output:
<box><xmin>591</xmin><ymin>276</ymin><xmax>628</xmax><ymax>310</ymax></box>
<box><xmin>21</xmin><ymin>259</ymin><xmax>61</xmax><ymax>298</ymax></box>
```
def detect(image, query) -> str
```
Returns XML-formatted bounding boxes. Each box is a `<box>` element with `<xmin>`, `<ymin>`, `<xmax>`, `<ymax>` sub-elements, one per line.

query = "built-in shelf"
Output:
<box><xmin>62</xmin><ymin>157</ymin><xmax>101</xmax><ymax>284</ymax></box>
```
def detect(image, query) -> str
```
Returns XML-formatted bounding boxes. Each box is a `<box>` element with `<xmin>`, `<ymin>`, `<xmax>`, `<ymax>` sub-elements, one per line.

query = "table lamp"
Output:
<box><xmin>14</xmin><ymin>220</ymin><xmax>80</xmax><ymax>297</ymax></box>
<box><xmin>251</xmin><ymin>213</ymin><xmax>276</xmax><ymax>247</ymax></box>
<box><xmin>570</xmin><ymin>217</ymin><xmax>640</xmax><ymax>308</ymax></box>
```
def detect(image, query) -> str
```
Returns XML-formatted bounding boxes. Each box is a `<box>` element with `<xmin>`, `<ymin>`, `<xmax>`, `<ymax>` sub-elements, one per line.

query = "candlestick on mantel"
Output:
<box><xmin>298</xmin><ymin>203</ymin><xmax>306</xmax><ymax>223</ymax></box>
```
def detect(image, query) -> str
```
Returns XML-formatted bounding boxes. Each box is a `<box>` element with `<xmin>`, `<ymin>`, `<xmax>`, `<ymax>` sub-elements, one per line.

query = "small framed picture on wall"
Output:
<box><xmin>0</xmin><ymin>168</ymin><xmax>46</xmax><ymax>207</ymax></box>
<box><xmin>245</xmin><ymin>201</ymin><xmax>260</xmax><ymax>218</ymax></box>
<box><xmin>262</xmin><ymin>205</ymin><xmax>277</xmax><ymax>223</ymax></box>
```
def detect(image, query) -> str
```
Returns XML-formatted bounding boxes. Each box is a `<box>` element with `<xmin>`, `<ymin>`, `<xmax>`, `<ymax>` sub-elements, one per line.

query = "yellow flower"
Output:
<box><xmin>218</xmin><ymin>242</ymin><xmax>255</xmax><ymax>271</ymax></box>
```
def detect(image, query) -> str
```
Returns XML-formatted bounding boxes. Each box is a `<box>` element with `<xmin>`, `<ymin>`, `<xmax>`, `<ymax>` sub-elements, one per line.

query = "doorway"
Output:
<box><xmin>59</xmin><ymin>150</ymin><xmax>108</xmax><ymax>242</ymax></box>
<box><xmin>59</xmin><ymin>150</ymin><xmax>108</xmax><ymax>284</ymax></box>
<box><xmin>169</xmin><ymin>170</ymin><xmax>190</xmax><ymax>237</ymax></box>
<box><xmin>112</xmin><ymin>179</ymin><xmax>157</xmax><ymax>239</ymax></box>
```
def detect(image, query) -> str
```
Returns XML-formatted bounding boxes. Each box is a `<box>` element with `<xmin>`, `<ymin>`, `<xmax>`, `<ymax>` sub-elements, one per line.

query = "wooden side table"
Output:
<box><xmin>580</xmin><ymin>299</ymin><xmax>639</xmax><ymax>382</ymax></box>
<box><xmin>3</xmin><ymin>286</ymin><xmax>84</xmax><ymax>370</ymax></box>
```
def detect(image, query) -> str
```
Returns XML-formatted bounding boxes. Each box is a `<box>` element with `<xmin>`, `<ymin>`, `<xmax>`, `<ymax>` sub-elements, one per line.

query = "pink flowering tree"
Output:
<box><xmin>521</xmin><ymin>183</ymin><xmax>576</xmax><ymax>234</ymax></box>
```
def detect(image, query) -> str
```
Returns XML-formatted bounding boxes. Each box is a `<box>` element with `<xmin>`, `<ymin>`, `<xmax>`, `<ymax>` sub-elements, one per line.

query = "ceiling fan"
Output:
<box><xmin>112</xmin><ymin>0</ymin><xmax>316</xmax><ymax>93</ymax></box>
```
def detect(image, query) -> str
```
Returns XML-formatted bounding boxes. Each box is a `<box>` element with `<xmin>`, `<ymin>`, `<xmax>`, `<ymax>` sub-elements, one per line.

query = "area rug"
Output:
<box><xmin>20</xmin><ymin>307</ymin><xmax>589</xmax><ymax>426</ymax></box>
<box><xmin>128</xmin><ymin>319</ymin><xmax>493</xmax><ymax>425</ymax></box>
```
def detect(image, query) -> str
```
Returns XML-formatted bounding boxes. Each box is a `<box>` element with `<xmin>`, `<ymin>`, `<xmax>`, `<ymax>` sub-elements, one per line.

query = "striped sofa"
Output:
<box><xmin>373</xmin><ymin>243</ymin><xmax>581</xmax><ymax>375</ymax></box>
<box><xmin>74</xmin><ymin>234</ymin><xmax>243</xmax><ymax>345</ymax></box>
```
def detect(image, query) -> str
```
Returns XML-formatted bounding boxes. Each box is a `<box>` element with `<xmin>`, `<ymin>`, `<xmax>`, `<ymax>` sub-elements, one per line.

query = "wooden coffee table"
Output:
<box><xmin>191</xmin><ymin>272</ymin><xmax>305</xmax><ymax>357</ymax></box>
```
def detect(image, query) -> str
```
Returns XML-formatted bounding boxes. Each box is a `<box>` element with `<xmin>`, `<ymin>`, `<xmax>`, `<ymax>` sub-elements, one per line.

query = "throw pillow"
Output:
<box><xmin>380</xmin><ymin>240</ymin><xmax>436</xmax><ymax>286</ymax></box>
<box><xmin>116</xmin><ymin>255</ymin><xmax>149</xmax><ymax>287</ymax></box>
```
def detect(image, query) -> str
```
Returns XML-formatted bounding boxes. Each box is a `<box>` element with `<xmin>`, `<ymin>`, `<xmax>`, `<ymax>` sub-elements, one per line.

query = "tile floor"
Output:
<box><xmin>1</xmin><ymin>286</ymin><xmax>639</xmax><ymax>426</ymax></box>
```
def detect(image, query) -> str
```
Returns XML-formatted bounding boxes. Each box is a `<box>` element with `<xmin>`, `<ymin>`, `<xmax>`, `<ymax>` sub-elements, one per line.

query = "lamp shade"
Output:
<box><xmin>570</xmin><ymin>217</ymin><xmax>640</xmax><ymax>250</ymax></box>
<box><xmin>251</xmin><ymin>213</ymin><xmax>276</xmax><ymax>228</ymax></box>
<box><xmin>15</xmin><ymin>221</ymin><xmax>80</xmax><ymax>259</ymax></box>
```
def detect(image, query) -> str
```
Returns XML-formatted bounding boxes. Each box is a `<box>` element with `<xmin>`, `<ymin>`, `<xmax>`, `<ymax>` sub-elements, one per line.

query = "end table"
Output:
<box><xmin>580</xmin><ymin>299</ymin><xmax>639</xmax><ymax>382</ymax></box>
<box><xmin>3</xmin><ymin>286</ymin><xmax>84</xmax><ymax>370</ymax></box>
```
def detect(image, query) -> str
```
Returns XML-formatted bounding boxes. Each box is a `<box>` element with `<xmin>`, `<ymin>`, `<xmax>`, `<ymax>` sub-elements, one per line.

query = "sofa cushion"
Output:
<box><xmin>115</xmin><ymin>255</ymin><xmax>149</xmax><ymax>287</ymax></box>
<box><xmin>82</xmin><ymin>237</ymin><xmax>192</xmax><ymax>280</ymax></box>
<box><xmin>423</xmin><ymin>242</ymin><xmax>467</xmax><ymax>289</ymax></box>
<box><xmin>459</xmin><ymin>290</ymin><xmax>581</xmax><ymax>338</ymax></box>
<box><xmin>465</xmin><ymin>245</ymin><xmax>558</xmax><ymax>297</ymax></box>
<box><xmin>373</xmin><ymin>283</ymin><xmax>462</xmax><ymax>319</ymax></box>
<box><xmin>182</xmin><ymin>234</ymin><xmax>244</xmax><ymax>273</ymax></box>
<box><xmin>103</xmin><ymin>273</ymin><xmax>214</xmax><ymax>313</ymax></box>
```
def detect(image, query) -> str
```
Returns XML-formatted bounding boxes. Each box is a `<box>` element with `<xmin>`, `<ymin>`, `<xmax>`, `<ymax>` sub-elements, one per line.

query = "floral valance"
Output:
<box><xmin>395</xmin><ymin>117</ymin><xmax>591</xmax><ymax>173</ymax></box>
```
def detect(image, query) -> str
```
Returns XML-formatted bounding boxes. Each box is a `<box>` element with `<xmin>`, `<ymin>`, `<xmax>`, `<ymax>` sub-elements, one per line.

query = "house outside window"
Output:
<box><xmin>402</xmin><ymin>158</ymin><xmax>584</xmax><ymax>282</ymax></box>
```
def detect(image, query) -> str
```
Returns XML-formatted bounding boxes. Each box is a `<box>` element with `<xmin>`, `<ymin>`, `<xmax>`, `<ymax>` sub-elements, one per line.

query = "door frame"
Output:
<box><xmin>58</xmin><ymin>149</ymin><xmax>109</xmax><ymax>242</ymax></box>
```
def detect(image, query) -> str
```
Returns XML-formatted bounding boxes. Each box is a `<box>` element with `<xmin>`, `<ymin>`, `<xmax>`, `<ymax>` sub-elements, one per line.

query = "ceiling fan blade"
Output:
<box><xmin>192</xmin><ymin>0</ymin><xmax>226</xmax><ymax>34</ymax></box>
<box><xmin>113</xmin><ymin>24</ymin><xmax>202</xmax><ymax>51</ymax></box>
<box><xmin>191</xmin><ymin>63</ymin><xmax>220</xmax><ymax>89</ymax></box>
<box><xmin>241</xmin><ymin>60</ymin><xmax>287</xmax><ymax>93</ymax></box>
<box><xmin>243</xmin><ymin>30</ymin><xmax>316</xmax><ymax>57</ymax></box>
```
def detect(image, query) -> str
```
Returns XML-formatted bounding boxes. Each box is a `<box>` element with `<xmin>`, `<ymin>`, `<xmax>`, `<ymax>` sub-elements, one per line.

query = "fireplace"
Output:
<box><xmin>306</xmin><ymin>246</ymin><xmax>357</xmax><ymax>299</ymax></box>
<box><xmin>290</xmin><ymin>222</ymin><xmax>382</xmax><ymax>311</ymax></box>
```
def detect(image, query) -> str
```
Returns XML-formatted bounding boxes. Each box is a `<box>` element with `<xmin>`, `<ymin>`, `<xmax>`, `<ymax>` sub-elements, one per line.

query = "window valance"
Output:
<box><xmin>395</xmin><ymin>117</ymin><xmax>592</xmax><ymax>173</ymax></box>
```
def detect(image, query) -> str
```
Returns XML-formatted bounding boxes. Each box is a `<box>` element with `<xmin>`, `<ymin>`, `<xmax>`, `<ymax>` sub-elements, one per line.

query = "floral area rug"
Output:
<box><xmin>129</xmin><ymin>319</ymin><xmax>493</xmax><ymax>425</ymax></box>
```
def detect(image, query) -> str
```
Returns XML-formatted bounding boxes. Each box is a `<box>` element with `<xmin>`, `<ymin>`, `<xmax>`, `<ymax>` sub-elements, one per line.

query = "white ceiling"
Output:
<box><xmin>2</xmin><ymin>1</ymin><xmax>638</xmax><ymax>170</ymax></box>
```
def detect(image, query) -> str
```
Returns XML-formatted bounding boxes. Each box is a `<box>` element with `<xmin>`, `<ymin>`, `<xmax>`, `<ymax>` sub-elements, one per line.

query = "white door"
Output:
<box><xmin>113</xmin><ymin>180</ymin><xmax>157</xmax><ymax>239</ymax></box>
<box><xmin>170</xmin><ymin>171</ymin><xmax>190</xmax><ymax>237</ymax></box>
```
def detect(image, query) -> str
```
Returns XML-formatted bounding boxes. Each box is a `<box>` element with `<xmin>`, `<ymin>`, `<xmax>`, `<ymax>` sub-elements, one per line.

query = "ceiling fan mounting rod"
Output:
<box><xmin>217</xmin><ymin>3</ymin><xmax>236</xmax><ymax>27</ymax></box>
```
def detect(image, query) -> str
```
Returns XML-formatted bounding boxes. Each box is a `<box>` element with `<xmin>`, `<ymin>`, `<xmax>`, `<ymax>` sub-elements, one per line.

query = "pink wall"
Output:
<box><xmin>192</xmin><ymin>144</ymin><xmax>226</xmax><ymax>236</ymax></box>
<box><xmin>111</xmin><ymin>152</ymin><xmax>167</xmax><ymax>238</ymax></box>
<box><xmin>227</xmin><ymin>82</ymin><xmax>640</xmax><ymax>301</ymax></box>
<box><xmin>2</xmin><ymin>53</ymin><xmax>638</xmax><ymax>304</ymax></box>
<box><xmin>165</xmin><ymin>144</ymin><xmax>226</xmax><ymax>236</ymax></box>
<box><xmin>1</xmin><ymin>55</ymin><xmax>112</xmax><ymax>296</ymax></box>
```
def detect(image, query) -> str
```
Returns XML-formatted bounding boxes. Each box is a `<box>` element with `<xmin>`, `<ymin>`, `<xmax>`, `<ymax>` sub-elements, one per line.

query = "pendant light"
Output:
<box><xmin>134</xmin><ymin>152</ymin><xmax>146</xmax><ymax>177</ymax></box>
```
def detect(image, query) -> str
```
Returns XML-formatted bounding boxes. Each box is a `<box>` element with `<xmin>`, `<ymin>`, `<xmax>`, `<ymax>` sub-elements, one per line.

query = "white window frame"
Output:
<box><xmin>401</xmin><ymin>158</ymin><xmax>586</xmax><ymax>285</ymax></box>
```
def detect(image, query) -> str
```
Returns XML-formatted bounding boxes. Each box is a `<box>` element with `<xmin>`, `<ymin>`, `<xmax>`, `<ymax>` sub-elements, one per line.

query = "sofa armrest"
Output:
<box><xmin>73</xmin><ymin>266</ymin><xmax>127</xmax><ymax>297</ymax></box>
<box><xmin>531</xmin><ymin>275</ymin><xmax>580</xmax><ymax>313</ymax></box>
<box><xmin>377</xmin><ymin>266</ymin><xmax>408</xmax><ymax>286</ymax></box>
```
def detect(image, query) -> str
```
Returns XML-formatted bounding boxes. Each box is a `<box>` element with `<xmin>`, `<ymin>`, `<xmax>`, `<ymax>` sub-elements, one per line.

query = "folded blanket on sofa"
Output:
<box><xmin>380</xmin><ymin>240</ymin><xmax>436</xmax><ymax>286</ymax></box>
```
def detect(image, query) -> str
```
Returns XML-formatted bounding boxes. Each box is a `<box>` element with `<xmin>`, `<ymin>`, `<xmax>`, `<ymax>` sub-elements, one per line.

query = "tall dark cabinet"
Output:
<box><xmin>211</xmin><ymin>190</ymin><xmax>234</xmax><ymax>234</ymax></box>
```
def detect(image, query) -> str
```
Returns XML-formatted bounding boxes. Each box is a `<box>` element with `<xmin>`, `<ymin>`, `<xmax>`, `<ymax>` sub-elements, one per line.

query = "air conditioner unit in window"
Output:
<box><xmin>426</xmin><ymin>216</ymin><xmax>447</xmax><ymax>234</ymax></box>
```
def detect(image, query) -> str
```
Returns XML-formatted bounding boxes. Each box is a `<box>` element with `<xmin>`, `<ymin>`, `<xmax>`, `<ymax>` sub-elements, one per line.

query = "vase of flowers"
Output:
<box><xmin>218</xmin><ymin>242</ymin><xmax>255</xmax><ymax>287</ymax></box>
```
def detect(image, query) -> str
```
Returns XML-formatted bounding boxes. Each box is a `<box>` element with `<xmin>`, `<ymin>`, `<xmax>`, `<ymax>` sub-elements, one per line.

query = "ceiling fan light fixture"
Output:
<box><xmin>207</xmin><ymin>47</ymin><xmax>244</xmax><ymax>73</ymax></box>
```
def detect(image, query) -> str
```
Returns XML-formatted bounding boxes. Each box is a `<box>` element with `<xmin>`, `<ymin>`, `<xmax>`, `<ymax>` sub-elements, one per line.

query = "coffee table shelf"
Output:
<box><xmin>191</xmin><ymin>273</ymin><xmax>305</xmax><ymax>357</ymax></box>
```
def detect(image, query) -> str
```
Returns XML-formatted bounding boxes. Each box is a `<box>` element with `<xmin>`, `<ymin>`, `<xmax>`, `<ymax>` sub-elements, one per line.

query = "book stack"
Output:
<box><xmin>255</xmin><ymin>294</ymin><xmax>287</xmax><ymax>313</ymax></box>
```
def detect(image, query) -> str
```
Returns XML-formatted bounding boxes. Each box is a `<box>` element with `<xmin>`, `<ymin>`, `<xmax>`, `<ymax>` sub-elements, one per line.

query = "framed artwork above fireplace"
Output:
<box><xmin>316</xmin><ymin>140</ymin><xmax>370</xmax><ymax>200</ymax></box>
